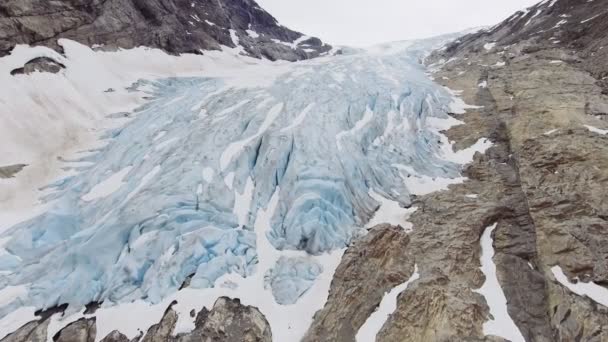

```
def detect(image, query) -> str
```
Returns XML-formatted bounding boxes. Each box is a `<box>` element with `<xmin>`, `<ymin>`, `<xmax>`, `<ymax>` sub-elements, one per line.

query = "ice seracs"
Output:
<box><xmin>0</xmin><ymin>35</ymin><xmax>490</xmax><ymax>339</ymax></box>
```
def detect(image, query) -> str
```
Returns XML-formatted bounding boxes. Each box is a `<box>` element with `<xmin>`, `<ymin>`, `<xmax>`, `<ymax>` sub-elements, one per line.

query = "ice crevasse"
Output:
<box><xmin>0</xmin><ymin>36</ymin><xmax>484</xmax><ymax>325</ymax></box>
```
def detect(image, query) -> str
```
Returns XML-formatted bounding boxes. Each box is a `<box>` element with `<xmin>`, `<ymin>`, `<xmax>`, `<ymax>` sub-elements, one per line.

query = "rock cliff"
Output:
<box><xmin>306</xmin><ymin>0</ymin><xmax>608</xmax><ymax>341</ymax></box>
<box><xmin>0</xmin><ymin>0</ymin><xmax>332</xmax><ymax>61</ymax></box>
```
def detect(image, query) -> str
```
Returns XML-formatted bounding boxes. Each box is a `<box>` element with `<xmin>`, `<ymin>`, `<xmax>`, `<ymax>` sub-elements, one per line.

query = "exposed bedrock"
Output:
<box><xmin>0</xmin><ymin>164</ymin><xmax>27</xmax><ymax>178</ymax></box>
<box><xmin>1</xmin><ymin>297</ymin><xmax>272</xmax><ymax>342</ymax></box>
<box><xmin>303</xmin><ymin>224</ymin><xmax>414</xmax><ymax>342</ymax></box>
<box><xmin>306</xmin><ymin>1</ymin><xmax>608</xmax><ymax>340</ymax></box>
<box><xmin>0</xmin><ymin>0</ymin><xmax>332</xmax><ymax>61</ymax></box>
<box><xmin>10</xmin><ymin>57</ymin><xmax>65</xmax><ymax>75</ymax></box>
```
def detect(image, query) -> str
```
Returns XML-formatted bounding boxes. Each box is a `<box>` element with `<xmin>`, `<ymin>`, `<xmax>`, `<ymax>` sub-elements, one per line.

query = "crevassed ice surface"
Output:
<box><xmin>265</xmin><ymin>256</ymin><xmax>323</xmax><ymax>305</ymax></box>
<box><xmin>0</xmin><ymin>38</ymin><xmax>462</xmax><ymax>317</ymax></box>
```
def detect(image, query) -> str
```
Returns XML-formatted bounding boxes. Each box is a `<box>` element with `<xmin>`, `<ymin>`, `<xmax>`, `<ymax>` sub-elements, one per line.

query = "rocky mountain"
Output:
<box><xmin>0</xmin><ymin>0</ymin><xmax>332</xmax><ymax>61</ymax></box>
<box><xmin>1</xmin><ymin>0</ymin><xmax>608</xmax><ymax>341</ymax></box>
<box><xmin>305</xmin><ymin>0</ymin><xmax>608</xmax><ymax>341</ymax></box>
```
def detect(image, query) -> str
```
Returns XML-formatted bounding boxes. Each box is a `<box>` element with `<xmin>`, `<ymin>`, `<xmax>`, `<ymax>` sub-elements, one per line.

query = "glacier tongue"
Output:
<box><xmin>0</xmin><ymin>38</ymin><xmax>464</xmax><ymax>329</ymax></box>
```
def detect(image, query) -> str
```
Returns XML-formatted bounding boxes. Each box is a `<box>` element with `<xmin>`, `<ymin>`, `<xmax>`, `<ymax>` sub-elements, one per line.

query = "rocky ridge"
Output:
<box><xmin>2</xmin><ymin>297</ymin><xmax>272</xmax><ymax>342</ymax></box>
<box><xmin>305</xmin><ymin>0</ymin><xmax>608</xmax><ymax>341</ymax></box>
<box><xmin>0</xmin><ymin>0</ymin><xmax>332</xmax><ymax>61</ymax></box>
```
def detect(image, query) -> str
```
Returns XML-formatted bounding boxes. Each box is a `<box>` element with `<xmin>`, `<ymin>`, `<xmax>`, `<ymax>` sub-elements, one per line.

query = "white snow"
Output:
<box><xmin>581</xmin><ymin>14</ymin><xmax>601</xmax><ymax>24</ymax></box>
<box><xmin>395</xmin><ymin>165</ymin><xmax>467</xmax><ymax>195</ymax></box>
<box><xmin>443</xmin><ymin>87</ymin><xmax>483</xmax><ymax>114</ymax></box>
<box><xmin>154</xmin><ymin>137</ymin><xmax>178</xmax><ymax>151</ymax></box>
<box><xmin>246</xmin><ymin>30</ymin><xmax>260</xmax><ymax>39</ymax></box>
<box><xmin>584</xmin><ymin>124</ymin><xmax>608</xmax><ymax>135</ymax></box>
<box><xmin>233</xmin><ymin>177</ymin><xmax>254</xmax><ymax>228</ymax></box>
<box><xmin>202</xmin><ymin>167</ymin><xmax>215</xmax><ymax>183</ymax></box>
<box><xmin>553</xmin><ymin>20</ymin><xmax>568</xmax><ymax>29</ymax></box>
<box><xmin>81</xmin><ymin>166</ymin><xmax>133</xmax><ymax>201</ymax></box>
<box><xmin>435</xmin><ymin>135</ymin><xmax>493</xmax><ymax>165</ymax></box>
<box><xmin>220</xmin><ymin>103</ymin><xmax>284</xmax><ymax>170</ymax></box>
<box><xmin>465</xmin><ymin>194</ymin><xmax>479</xmax><ymax>199</ymax></box>
<box><xmin>356</xmin><ymin>265</ymin><xmax>420</xmax><ymax>342</ymax></box>
<box><xmin>474</xmin><ymin>223</ymin><xmax>525</xmax><ymax>342</ymax></box>
<box><xmin>365</xmin><ymin>190</ymin><xmax>416</xmax><ymax>231</ymax></box>
<box><xmin>214</xmin><ymin>99</ymin><xmax>250</xmax><ymax>118</ymax></box>
<box><xmin>124</xmin><ymin>165</ymin><xmax>161</xmax><ymax>203</ymax></box>
<box><xmin>543</xmin><ymin>129</ymin><xmax>559</xmax><ymax>135</ymax></box>
<box><xmin>0</xmin><ymin>286</ymin><xmax>27</xmax><ymax>307</ymax></box>
<box><xmin>484</xmin><ymin>42</ymin><xmax>496</xmax><ymax>51</ymax></box>
<box><xmin>478</xmin><ymin>80</ymin><xmax>488</xmax><ymax>88</ymax></box>
<box><xmin>525</xmin><ymin>9</ymin><xmax>543</xmax><ymax>26</ymax></box>
<box><xmin>270</xmin><ymin>35</ymin><xmax>311</xmax><ymax>50</ymax></box>
<box><xmin>0</xmin><ymin>38</ymin><xmax>298</xmax><ymax>227</ymax></box>
<box><xmin>224</xmin><ymin>172</ymin><xmax>235</xmax><ymax>190</ymax></box>
<box><xmin>551</xmin><ymin>266</ymin><xmax>608</xmax><ymax>307</ymax></box>
<box><xmin>280</xmin><ymin>103</ymin><xmax>315</xmax><ymax>132</ymax></box>
<box><xmin>153</xmin><ymin>131</ymin><xmax>167</xmax><ymax>141</ymax></box>
<box><xmin>336</xmin><ymin>106</ymin><xmax>375</xmax><ymax>151</ymax></box>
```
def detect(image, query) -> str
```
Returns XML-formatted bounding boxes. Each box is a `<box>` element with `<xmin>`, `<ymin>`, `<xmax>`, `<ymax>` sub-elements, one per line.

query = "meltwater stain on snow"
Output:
<box><xmin>0</xmin><ymin>36</ymin><xmax>485</xmax><ymax>338</ymax></box>
<box><xmin>474</xmin><ymin>223</ymin><xmax>525</xmax><ymax>342</ymax></box>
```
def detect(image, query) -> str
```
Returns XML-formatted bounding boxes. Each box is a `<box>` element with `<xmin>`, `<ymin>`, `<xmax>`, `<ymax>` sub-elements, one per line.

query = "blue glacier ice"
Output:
<box><xmin>0</xmin><ymin>37</ymin><xmax>465</xmax><ymax>317</ymax></box>
<box><xmin>265</xmin><ymin>257</ymin><xmax>323</xmax><ymax>305</ymax></box>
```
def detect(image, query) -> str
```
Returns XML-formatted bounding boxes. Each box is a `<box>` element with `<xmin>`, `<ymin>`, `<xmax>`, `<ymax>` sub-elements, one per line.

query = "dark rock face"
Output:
<box><xmin>0</xmin><ymin>164</ymin><xmax>27</xmax><ymax>178</ymax></box>
<box><xmin>0</xmin><ymin>0</ymin><xmax>332</xmax><ymax>61</ymax></box>
<box><xmin>174</xmin><ymin>297</ymin><xmax>272</xmax><ymax>342</ymax></box>
<box><xmin>442</xmin><ymin>0</ymin><xmax>608</xmax><ymax>92</ymax></box>
<box><xmin>54</xmin><ymin>318</ymin><xmax>96</xmax><ymax>342</ymax></box>
<box><xmin>10</xmin><ymin>57</ymin><xmax>65</xmax><ymax>75</ymax></box>
<box><xmin>100</xmin><ymin>331</ymin><xmax>130</xmax><ymax>342</ymax></box>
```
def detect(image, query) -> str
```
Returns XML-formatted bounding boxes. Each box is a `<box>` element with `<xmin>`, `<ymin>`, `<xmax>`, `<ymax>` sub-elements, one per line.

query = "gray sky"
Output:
<box><xmin>256</xmin><ymin>0</ymin><xmax>540</xmax><ymax>46</ymax></box>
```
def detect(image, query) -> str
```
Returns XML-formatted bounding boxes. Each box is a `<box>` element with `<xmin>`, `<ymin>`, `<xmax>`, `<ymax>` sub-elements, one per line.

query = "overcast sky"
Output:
<box><xmin>256</xmin><ymin>0</ymin><xmax>540</xmax><ymax>46</ymax></box>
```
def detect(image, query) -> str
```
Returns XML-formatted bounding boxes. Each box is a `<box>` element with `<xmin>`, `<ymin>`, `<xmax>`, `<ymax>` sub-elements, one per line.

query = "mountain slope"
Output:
<box><xmin>1</xmin><ymin>0</ymin><xmax>608</xmax><ymax>341</ymax></box>
<box><xmin>0</xmin><ymin>26</ymin><xmax>472</xmax><ymax>342</ymax></box>
<box><xmin>305</xmin><ymin>0</ymin><xmax>608</xmax><ymax>341</ymax></box>
<box><xmin>0</xmin><ymin>0</ymin><xmax>332</xmax><ymax>61</ymax></box>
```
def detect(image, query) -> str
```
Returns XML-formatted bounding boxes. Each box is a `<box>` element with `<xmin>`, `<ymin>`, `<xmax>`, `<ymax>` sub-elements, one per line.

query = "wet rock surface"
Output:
<box><xmin>0</xmin><ymin>0</ymin><xmax>331</xmax><ymax>61</ymax></box>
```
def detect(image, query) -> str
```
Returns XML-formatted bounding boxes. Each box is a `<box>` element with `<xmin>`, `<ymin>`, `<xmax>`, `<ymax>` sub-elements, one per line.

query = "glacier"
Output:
<box><xmin>0</xmin><ymin>36</ymin><xmax>471</xmax><ymax>327</ymax></box>
<box><xmin>265</xmin><ymin>256</ymin><xmax>323</xmax><ymax>305</ymax></box>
